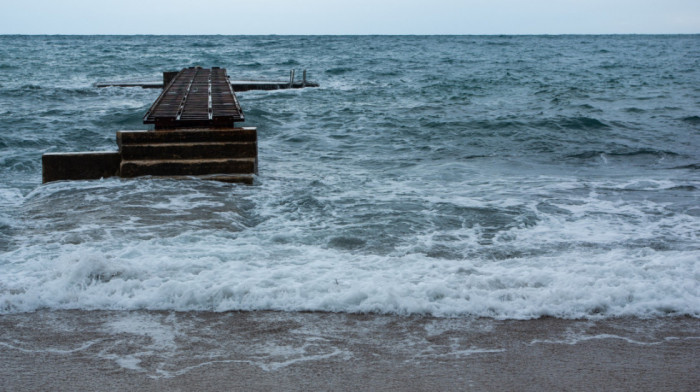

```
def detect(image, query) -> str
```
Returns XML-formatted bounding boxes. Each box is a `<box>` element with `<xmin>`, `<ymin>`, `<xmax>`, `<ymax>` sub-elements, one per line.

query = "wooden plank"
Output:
<box><xmin>96</xmin><ymin>79</ymin><xmax>320</xmax><ymax>91</ymax></box>
<box><xmin>143</xmin><ymin>67</ymin><xmax>244</xmax><ymax>129</ymax></box>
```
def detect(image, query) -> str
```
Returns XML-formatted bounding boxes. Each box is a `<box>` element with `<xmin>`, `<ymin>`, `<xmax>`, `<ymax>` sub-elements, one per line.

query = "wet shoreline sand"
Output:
<box><xmin>1</xmin><ymin>311</ymin><xmax>698</xmax><ymax>391</ymax></box>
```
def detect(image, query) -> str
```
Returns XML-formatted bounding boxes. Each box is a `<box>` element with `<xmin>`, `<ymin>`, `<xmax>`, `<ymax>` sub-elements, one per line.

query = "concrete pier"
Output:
<box><xmin>118</xmin><ymin>127</ymin><xmax>258</xmax><ymax>183</ymax></box>
<box><xmin>42</xmin><ymin>67</ymin><xmax>260</xmax><ymax>184</ymax></box>
<box><xmin>42</xmin><ymin>127</ymin><xmax>257</xmax><ymax>184</ymax></box>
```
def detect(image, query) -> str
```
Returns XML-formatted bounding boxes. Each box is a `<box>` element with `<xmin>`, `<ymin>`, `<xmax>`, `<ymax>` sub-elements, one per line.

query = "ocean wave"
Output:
<box><xmin>670</xmin><ymin>163</ymin><xmax>700</xmax><ymax>170</ymax></box>
<box><xmin>239</xmin><ymin>61</ymin><xmax>263</xmax><ymax>68</ymax></box>
<box><xmin>325</xmin><ymin>67</ymin><xmax>354</xmax><ymax>75</ymax></box>
<box><xmin>681</xmin><ymin>115</ymin><xmax>700</xmax><ymax>124</ymax></box>
<box><xmin>667</xmin><ymin>185</ymin><xmax>697</xmax><ymax>191</ymax></box>
<box><xmin>2</xmin><ymin>84</ymin><xmax>99</xmax><ymax>100</ymax></box>
<box><xmin>2</xmin><ymin>173</ymin><xmax>698</xmax><ymax>319</ymax></box>
<box><xmin>279</xmin><ymin>59</ymin><xmax>300</xmax><ymax>66</ymax></box>
<box><xmin>567</xmin><ymin>149</ymin><xmax>679</xmax><ymax>160</ymax></box>
<box><xmin>0</xmin><ymin>244</ymin><xmax>697</xmax><ymax>319</ymax></box>
<box><xmin>544</xmin><ymin>116</ymin><xmax>610</xmax><ymax>130</ymax></box>
<box><xmin>190</xmin><ymin>41</ymin><xmax>219</xmax><ymax>48</ymax></box>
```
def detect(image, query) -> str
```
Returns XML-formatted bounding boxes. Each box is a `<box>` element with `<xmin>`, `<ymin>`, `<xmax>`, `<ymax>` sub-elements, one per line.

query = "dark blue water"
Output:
<box><xmin>0</xmin><ymin>35</ymin><xmax>698</xmax><ymax>318</ymax></box>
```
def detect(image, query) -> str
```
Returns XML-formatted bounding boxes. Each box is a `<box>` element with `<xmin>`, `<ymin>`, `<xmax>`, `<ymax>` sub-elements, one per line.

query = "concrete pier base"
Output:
<box><xmin>42</xmin><ymin>152</ymin><xmax>121</xmax><ymax>183</ymax></box>
<box><xmin>42</xmin><ymin>127</ymin><xmax>258</xmax><ymax>184</ymax></box>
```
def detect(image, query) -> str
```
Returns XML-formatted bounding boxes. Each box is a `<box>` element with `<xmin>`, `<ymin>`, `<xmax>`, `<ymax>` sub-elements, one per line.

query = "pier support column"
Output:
<box><xmin>42</xmin><ymin>152</ymin><xmax>121</xmax><ymax>183</ymax></box>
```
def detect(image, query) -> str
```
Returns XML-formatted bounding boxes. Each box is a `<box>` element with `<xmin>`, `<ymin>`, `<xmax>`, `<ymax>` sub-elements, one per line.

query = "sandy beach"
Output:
<box><xmin>0</xmin><ymin>311</ymin><xmax>697</xmax><ymax>391</ymax></box>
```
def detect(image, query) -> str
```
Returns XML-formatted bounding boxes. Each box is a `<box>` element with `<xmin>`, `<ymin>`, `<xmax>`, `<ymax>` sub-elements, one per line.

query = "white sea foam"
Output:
<box><xmin>1</xmin><ymin>173</ymin><xmax>699</xmax><ymax>319</ymax></box>
<box><xmin>1</xmin><ymin>219</ymin><xmax>697</xmax><ymax>318</ymax></box>
<box><xmin>0</xmin><ymin>187</ymin><xmax>25</xmax><ymax>211</ymax></box>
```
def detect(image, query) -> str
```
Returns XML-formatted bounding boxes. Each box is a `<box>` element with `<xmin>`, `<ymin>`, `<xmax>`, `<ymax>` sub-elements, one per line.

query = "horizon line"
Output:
<box><xmin>1</xmin><ymin>33</ymin><xmax>699</xmax><ymax>36</ymax></box>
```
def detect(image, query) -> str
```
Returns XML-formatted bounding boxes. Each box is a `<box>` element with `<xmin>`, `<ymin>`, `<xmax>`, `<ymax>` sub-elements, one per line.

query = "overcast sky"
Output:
<box><xmin>1</xmin><ymin>0</ymin><xmax>699</xmax><ymax>35</ymax></box>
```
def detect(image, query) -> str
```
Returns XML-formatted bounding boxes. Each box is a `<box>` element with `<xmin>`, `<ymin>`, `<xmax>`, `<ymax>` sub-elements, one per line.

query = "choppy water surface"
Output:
<box><xmin>0</xmin><ymin>35</ymin><xmax>698</xmax><ymax>318</ymax></box>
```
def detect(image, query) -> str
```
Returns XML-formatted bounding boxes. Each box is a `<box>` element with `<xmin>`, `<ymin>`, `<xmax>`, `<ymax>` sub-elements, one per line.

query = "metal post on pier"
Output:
<box><xmin>303</xmin><ymin>70</ymin><xmax>307</xmax><ymax>87</ymax></box>
<box><xmin>289</xmin><ymin>69</ymin><xmax>295</xmax><ymax>87</ymax></box>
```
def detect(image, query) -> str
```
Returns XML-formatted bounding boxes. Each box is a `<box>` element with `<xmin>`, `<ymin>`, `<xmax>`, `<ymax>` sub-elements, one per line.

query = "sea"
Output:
<box><xmin>0</xmin><ymin>35</ymin><xmax>698</xmax><ymax>320</ymax></box>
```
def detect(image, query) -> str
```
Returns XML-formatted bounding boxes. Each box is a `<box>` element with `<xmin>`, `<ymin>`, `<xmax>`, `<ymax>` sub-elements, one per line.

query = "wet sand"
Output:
<box><xmin>1</xmin><ymin>311</ymin><xmax>698</xmax><ymax>391</ymax></box>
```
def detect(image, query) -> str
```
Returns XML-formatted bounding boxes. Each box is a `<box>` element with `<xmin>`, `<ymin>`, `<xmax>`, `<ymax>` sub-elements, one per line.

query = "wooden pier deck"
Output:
<box><xmin>144</xmin><ymin>67</ymin><xmax>244</xmax><ymax>129</ymax></box>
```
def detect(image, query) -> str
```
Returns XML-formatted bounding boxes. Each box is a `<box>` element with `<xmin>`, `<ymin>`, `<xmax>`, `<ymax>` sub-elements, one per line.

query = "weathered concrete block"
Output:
<box><xmin>117</xmin><ymin>127</ymin><xmax>257</xmax><ymax>146</ymax></box>
<box><xmin>42</xmin><ymin>152</ymin><xmax>121</xmax><ymax>183</ymax></box>
<box><xmin>120</xmin><ymin>158</ymin><xmax>256</xmax><ymax>178</ymax></box>
<box><xmin>120</xmin><ymin>142</ymin><xmax>257</xmax><ymax>160</ymax></box>
<box><xmin>42</xmin><ymin>127</ymin><xmax>258</xmax><ymax>184</ymax></box>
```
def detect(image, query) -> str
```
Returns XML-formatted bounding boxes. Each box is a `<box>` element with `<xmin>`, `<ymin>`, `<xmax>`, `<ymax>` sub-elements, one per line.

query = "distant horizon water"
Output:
<box><xmin>1</xmin><ymin>33</ymin><xmax>699</xmax><ymax>36</ymax></box>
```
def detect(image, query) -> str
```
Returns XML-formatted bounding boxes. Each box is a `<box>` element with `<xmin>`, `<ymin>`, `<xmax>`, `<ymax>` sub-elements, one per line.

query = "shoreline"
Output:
<box><xmin>1</xmin><ymin>310</ymin><xmax>698</xmax><ymax>391</ymax></box>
